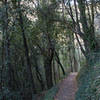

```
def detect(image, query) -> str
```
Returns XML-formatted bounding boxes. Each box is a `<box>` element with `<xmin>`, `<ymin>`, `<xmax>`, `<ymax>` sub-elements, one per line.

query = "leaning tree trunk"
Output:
<box><xmin>77</xmin><ymin>0</ymin><xmax>100</xmax><ymax>62</ymax></box>
<box><xmin>79</xmin><ymin>0</ymin><xmax>99</xmax><ymax>49</ymax></box>
<box><xmin>63</xmin><ymin>0</ymin><xmax>100</xmax><ymax>60</ymax></box>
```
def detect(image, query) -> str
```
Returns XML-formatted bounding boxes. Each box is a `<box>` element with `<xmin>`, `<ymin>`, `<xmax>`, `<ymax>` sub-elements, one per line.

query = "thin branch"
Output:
<box><xmin>55</xmin><ymin>51</ymin><xmax>66</xmax><ymax>75</ymax></box>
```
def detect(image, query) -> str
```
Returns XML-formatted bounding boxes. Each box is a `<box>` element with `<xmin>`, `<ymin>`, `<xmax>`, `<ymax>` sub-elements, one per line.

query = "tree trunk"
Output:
<box><xmin>3</xmin><ymin>0</ymin><xmax>16</xmax><ymax>90</ymax></box>
<box><xmin>78</xmin><ymin>0</ymin><xmax>100</xmax><ymax>53</ymax></box>
<box><xmin>44</xmin><ymin>55</ymin><xmax>53</xmax><ymax>89</ymax></box>
<box><xmin>17</xmin><ymin>1</ymin><xmax>36</xmax><ymax>99</ymax></box>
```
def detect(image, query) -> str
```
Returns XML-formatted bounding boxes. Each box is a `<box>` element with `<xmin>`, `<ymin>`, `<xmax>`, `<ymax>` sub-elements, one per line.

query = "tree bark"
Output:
<box><xmin>17</xmin><ymin>1</ymin><xmax>36</xmax><ymax>98</ymax></box>
<box><xmin>44</xmin><ymin>49</ymin><xmax>54</xmax><ymax>89</ymax></box>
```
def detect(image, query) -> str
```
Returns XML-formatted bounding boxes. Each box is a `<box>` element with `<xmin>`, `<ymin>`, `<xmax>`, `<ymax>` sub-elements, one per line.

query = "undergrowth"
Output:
<box><xmin>75</xmin><ymin>55</ymin><xmax>100</xmax><ymax>100</ymax></box>
<box><xmin>44</xmin><ymin>85</ymin><xmax>58</xmax><ymax>100</ymax></box>
<box><xmin>0</xmin><ymin>81</ymin><xmax>58</xmax><ymax>100</ymax></box>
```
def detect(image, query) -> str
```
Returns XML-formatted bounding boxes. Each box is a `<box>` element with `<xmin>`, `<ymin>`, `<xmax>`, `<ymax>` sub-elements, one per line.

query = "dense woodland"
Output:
<box><xmin>0</xmin><ymin>0</ymin><xmax>100</xmax><ymax>100</ymax></box>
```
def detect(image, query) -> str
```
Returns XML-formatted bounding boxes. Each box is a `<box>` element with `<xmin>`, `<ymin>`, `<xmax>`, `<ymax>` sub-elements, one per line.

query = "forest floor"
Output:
<box><xmin>54</xmin><ymin>72</ymin><xmax>78</xmax><ymax>100</ymax></box>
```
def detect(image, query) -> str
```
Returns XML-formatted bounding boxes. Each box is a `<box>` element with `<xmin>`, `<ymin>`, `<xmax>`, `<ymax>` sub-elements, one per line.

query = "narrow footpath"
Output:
<box><xmin>54</xmin><ymin>73</ymin><xmax>78</xmax><ymax>100</ymax></box>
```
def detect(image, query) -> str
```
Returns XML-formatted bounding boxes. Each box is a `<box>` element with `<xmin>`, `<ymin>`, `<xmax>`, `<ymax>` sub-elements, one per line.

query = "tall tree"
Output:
<box><xmin>62</xmin><ymin>0</ymin><xmax>100</xmax><ymax>60</ymax></box>
<box><xmin>2</xmin><ymin>0</ymin><xmax>16</xmax><ymax>90</ymax></box>
<box><xmin>17</xmin><ymin>0</ymin><xmax>36</xmax><ymax>95</ymax></box>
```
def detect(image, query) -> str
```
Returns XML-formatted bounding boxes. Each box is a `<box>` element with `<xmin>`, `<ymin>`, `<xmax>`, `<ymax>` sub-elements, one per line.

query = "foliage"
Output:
<box><xmin>0</xmin><ymin>88</ymin><xmax>22</xmax><ymax>100</ymax></box>
<box><xmin>76</xmin><ymin>53</ymin><xmax>100</xmax><ymax>100</ymax></box>
<box><xmin>44</xmin><ymin>85</ymin><xmax>58</xmax><ymax>100</ymax></box>
<box><xmin>0</xmin><ymin>0</ymin><xmax>76</xmax><ymax>97</ymax></box>
<box><xmin>1</xmin><ymin>0</ymin><xmax>99</xmax><ymax>99</ymax></box>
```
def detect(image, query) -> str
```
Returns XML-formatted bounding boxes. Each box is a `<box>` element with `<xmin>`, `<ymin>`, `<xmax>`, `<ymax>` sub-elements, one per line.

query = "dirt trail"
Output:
<box><xmin>54</xmin><ymin>72</ymin><xmax>78</xmax><ymax>100</ymax></box>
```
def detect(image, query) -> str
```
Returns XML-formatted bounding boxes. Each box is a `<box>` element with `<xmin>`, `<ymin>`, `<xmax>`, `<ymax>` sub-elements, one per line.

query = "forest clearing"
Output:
<box><xmin>0</xmin><ymin>0</ymin><xmax>100</xmax><ymax>100</ymax></box>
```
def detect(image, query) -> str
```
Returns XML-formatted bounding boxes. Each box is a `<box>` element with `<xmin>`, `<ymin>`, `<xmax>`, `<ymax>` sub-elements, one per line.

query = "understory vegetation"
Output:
<box><xmin>76</xmin><ymin>53</ymin><xmax>100</xmax><ymax>100</ymax></box>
